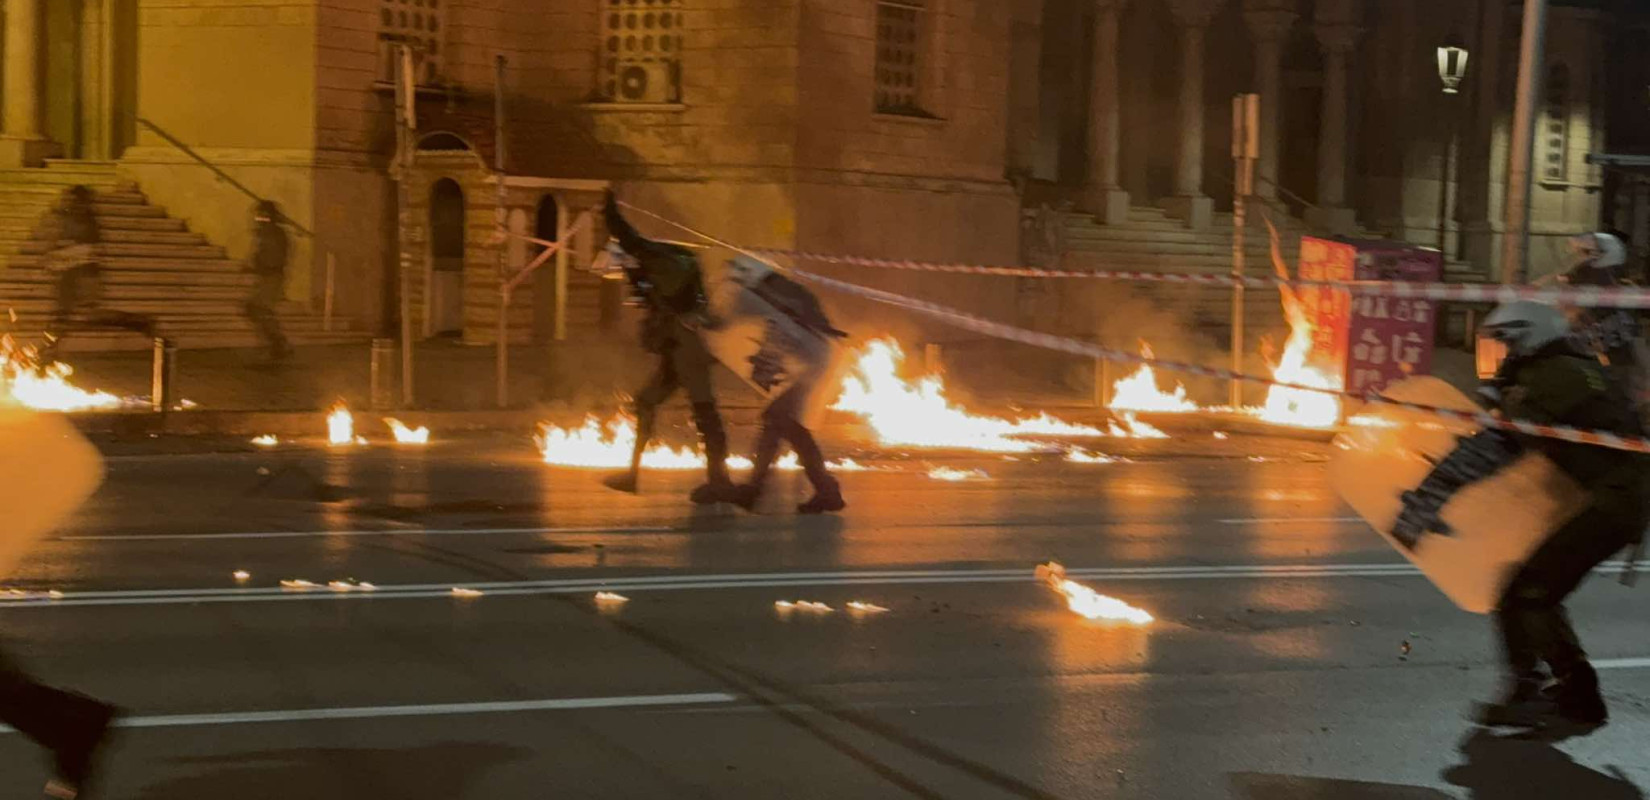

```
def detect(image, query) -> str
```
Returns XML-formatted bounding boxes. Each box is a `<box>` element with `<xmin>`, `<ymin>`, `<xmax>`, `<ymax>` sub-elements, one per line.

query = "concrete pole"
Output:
<box><xmin>1500</xmin><ymin>0</ymin><xmax>1548</xmax><ymax>284</ymax></box>
<box><xmin>1086</xmin><ymin>0</ymin><xmax>1130</xmax><ymax>226</ymax></box>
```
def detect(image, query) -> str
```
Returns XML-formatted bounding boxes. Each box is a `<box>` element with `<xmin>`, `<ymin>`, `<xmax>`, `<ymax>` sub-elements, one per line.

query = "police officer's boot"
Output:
<box><xmin>688</xmin><ymin>402</ymin><xmax>736</xmax><ymax>505</ymax></box>
<box><xmin>1552</xmin><ymin>661</ymin><xmax>1607</xmax><ymax>727</ymax></box>
<box><xmin>790</xmin><ymin>424</ymin><xmax>844</xmax><ymax>514</ymax></box>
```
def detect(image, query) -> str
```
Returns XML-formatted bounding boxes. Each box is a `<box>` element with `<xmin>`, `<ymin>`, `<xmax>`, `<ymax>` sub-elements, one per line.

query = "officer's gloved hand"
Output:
<box><xmin>1392</xmin><ymin>490</ymin><xmax>1453</xmax><ymax>551</ymax></box>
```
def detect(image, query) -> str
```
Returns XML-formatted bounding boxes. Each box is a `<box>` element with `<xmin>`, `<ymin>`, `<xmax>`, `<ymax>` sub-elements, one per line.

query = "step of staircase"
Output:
<box><xmin>0</xmin><ymin>161</ymin><xmax>357</xmax><ymax>352</ymax></box>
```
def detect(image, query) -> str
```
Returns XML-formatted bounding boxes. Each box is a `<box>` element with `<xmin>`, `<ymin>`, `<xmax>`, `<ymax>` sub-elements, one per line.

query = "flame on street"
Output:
<box><xmin>385</xmin><ymin>418</ymin><xmax>430</xmax><ymax>444</ymax></box>
<box><xmin>0</xmin><ymin>335</ymin><xmax>126</xmax><ymax>411</ymax></box>
<box><xmin>775</xmin><ymin>600</ymin><xmax>834</xmax><ymax>615</ymax></box>
<box><xmin>595</xmin><ymin>591</ymin><xmax>630</xmax><ymax>605</ymax></box>
<box><xmin>327</xmin><ymin>403</ymin><xmax>365</xmax><ymax>446</ymax></box>
<box><xmin>1035</xmin><ymin>562</ymin><xmax>1154</xmax><ymax>624</ymax></box>
<box><xmin>251</xmin><ymin>434</ymin><xmax>278</xmax><ymax>447</ymax></box>
<box><xmin>831</xmin><ymin>339</ymin><xmax>1167</xmax><ymax>450</ymax></box>
<box><xmin>537</xmin><ymin>416</ymin><xmax>706</xmax><ymax>469</ymax></box>
<box><xmin>1256</xmin><ymin>221</ymin><xmax>1342</xmax><ymax>428</ymax></box>
<box><xmin>1109</xmin><ymin>344</ymin><xmax>1197</xmax><ymax>413</ymax></box>
<box><xmin>928</xmin><ymin>466</ymin><xmax>989</xmax><ymax>482</ymax></box>
<box><xmin>846</xmin><ymin>601</ymin><xmax>890</xmax><ymax>614</ymax></box>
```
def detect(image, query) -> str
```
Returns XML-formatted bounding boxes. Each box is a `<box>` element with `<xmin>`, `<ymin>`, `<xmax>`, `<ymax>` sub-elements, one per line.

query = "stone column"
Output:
<box><xmin>1164</xmin><ymin>0</ymin><xmax>1221</xmax><ymax>229</ymax></box>
<box><xmin>1086</xmin><ymin>0</ymin><xmax>1130</xmax><ymax>226</ymax></box>
<box><xmin>0</xmin><ymin>0</ymin><xmax>57</xmax><ymax>165</ymax></box>
<box><xmin>1305</xmin><ymin>22</ymin><xmax>1360</xmax><ymax>233</ymax></box>
<box><xmin>1244</xmin><ymin>2</ymin><xmax>1298</xmax><ymax>201</ymax></box>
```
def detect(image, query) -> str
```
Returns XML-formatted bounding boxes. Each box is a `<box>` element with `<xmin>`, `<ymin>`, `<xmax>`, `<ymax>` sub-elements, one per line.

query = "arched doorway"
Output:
<box><xmin>427</xmin><ymin>178</ymin><xmax>466</xmax><ymax>337</ymax></box>
<box><xmin>533</xmin><ymin>195</ymin><xmax>560</xmax><ymax>344</ymax></box>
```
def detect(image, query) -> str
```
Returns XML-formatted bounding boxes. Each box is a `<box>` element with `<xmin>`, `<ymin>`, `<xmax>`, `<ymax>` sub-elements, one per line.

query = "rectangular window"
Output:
<box><xmin>875</xmin><ymin>1</ymin><xmax>927</xmax><ymax>116</ymax></box>
<box><xmin>1540</xmin><ymin>63</ymin><xmax>1570</xmax><ymax>185</ymax></box>
<box><xmin>378</xmin><ymin>0</ymin><xmax>445</xmax><ymax>85</ymax></box>
<box><xmin>599</xmin><ymin>0</ymin><xmax>684</xmax><ymax>104</ymax></box>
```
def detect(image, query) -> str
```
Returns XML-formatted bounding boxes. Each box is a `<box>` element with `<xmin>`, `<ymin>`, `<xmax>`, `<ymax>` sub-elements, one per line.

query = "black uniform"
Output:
<box><xmin>0</xmin><ymin>651</ymin><xmax>116</xmax><ymax>797</ymax></box>
<box><xmin>245</xmin><ymin>216</ymin><xmax>291</xmax><ymax>360</ymax></box>
<box><xmin>47</xmin><ymin>189</ymin><xmax>155</xmax><ymax>349</ymax></box>
<box><xmin>604</xmin><ymin>195</ymin><xmax>730</xmax><ymax>496</ymax></box>
<box><xmin>1399</xmin><ymin>339</ymin><xmax>1648</xmax><ymax>723</ymax></box>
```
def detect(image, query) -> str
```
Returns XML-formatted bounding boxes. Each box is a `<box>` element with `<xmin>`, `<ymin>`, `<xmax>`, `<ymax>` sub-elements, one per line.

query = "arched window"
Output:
<box><xmin>1540</xmin><ymin>63</ymin><xmax>1571</xmax><ymax>184</ymax></box>
<box><xmin>599</xmin><ymin>0</ymin><xmax>683</xmax><ymax>103</ymax></box>
<box><xmin>429</xmin><ymin>179</ymin><xmax>466</xmax><ymax>264</ymax></box>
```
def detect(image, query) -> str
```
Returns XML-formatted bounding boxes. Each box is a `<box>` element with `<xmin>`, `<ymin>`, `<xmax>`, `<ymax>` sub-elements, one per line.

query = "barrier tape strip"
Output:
<box><xmin>756</xmin><ymin>249</ymin><xmax>1650</xmax><ymax>311</ymax></box>
<box><xmin>615</xmin><ymin>201</ymin><xmax>1650</xmax><ymax>454</ymax></box>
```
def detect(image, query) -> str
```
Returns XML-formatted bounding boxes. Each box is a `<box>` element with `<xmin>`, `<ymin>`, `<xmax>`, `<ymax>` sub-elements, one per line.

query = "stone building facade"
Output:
<box><xmin>1</xmin><ymin>0</ymin><xmax>1646</xmax><ymax>346</ymax></box>
<box><xmin>1020</xmin><ymin>0</ymin><xmax>1650</xmax><ymax>277</ymax></box>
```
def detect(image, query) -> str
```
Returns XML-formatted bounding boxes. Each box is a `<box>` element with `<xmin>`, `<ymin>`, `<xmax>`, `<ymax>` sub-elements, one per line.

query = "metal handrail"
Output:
<box><xmin>137</xmin><ymin>117</ymin><xmax>336</xmax><ymax>329</ymax></box>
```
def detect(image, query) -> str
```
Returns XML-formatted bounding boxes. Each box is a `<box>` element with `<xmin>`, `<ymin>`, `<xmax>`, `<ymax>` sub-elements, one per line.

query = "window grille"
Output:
<box><xmin>875</xmin><ymin>1</ymin><xmax>926</xmax><ymax>115</ymax></box>
<box><xmin>600</xmin><ymin>0</ymin><xmax>684</xmax><ymax>103</ymax></box>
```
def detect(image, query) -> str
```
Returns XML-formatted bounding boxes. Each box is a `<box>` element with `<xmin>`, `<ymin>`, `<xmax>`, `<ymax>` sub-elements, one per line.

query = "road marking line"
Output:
<box><xmin>1595</xmin><ymin>658</ymin><xmax>1650</xmax><ymax>670</ymax></box>
<box><xmin>11</xmin><ymin>562</ymin><xmax>1646</xmax><ymax>610</ymax></box>
<box><xmin>58</xmin><ymin>526</ymin><xmax>675</xmax><ymax>542</ymax></box>
<box><xmin>1218</xmin><ymin>517</ymin><xmax>1364</xmax><ymax>525</ymax></box>
<box><xmin>0</xmin><ymin>692</ymin><xmax>738</xmax><ymax>734</ymax></box>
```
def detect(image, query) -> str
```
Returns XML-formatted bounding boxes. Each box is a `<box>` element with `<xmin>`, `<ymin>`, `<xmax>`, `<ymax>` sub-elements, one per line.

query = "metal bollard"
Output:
<box><xmin>150</xmin><ymin>337</ymin><xmax>177</xmax><ymax>414</ymax></box>
<box><xmin>370</xmin><ymin>338</ymin><xmax>396</xmax><ymax>411</ymax></box>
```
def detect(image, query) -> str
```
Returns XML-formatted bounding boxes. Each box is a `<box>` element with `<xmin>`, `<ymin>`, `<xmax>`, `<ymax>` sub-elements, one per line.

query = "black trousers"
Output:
<box><xmin>746</xmin><ymin>402</ymin><xmax>833</xmax><ymax>494</ymax></box>
<box><xmin>631</xmin><ymin>334</ymin><xmax>727</xmax><ymax>486</ymax></box>
<box><xmin>244</xmin><ymin>273</ymin><xmax>289</xmax><ymax>356</ymax></box>
<box><xmin>1497</xmin><ymin>502</ymin><xmax>1641</xmax><ymax>681</ymax></box>
<box><xmin>0</xmin><ymin>648</ymin><xmax>102</xmax><ymax>755</ymax></box>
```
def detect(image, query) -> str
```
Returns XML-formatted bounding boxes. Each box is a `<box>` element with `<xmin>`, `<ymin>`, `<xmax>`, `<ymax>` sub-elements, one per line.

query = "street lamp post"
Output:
<box><xmin>1436</xmin><ymin>36</ymin><xmax>1470</xmax><ymax>257</ymax></box>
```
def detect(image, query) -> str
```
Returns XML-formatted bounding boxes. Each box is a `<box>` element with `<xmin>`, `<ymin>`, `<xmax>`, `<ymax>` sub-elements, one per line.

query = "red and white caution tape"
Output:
<box><xmin>758</xmin><ymin>249</ymin><xmax>1650</xmax><ymax>310</ymax></box>
<box><xmin>613</xmin><ymin>201</ymin><xmax>1650</xmax><ymax>453</ymax></box>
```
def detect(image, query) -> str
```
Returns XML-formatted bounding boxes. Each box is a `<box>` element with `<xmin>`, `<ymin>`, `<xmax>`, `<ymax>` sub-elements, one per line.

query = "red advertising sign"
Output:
<box><xmin>1297</xmin><ymin>237</ymin><xmax>1356</xmax><ymax>377</ymax></box>
<box><xmin>1344</xmin><ymin>243</ymin><xmax>1443</xmax><ymax>395</ymax></box>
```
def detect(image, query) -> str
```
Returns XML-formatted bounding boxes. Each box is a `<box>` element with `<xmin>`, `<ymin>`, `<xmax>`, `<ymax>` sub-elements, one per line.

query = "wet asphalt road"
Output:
<box><xmin>1</xmin><ymin>437</ymin><xmax>1647</xmax><ymax>799</ymax></box>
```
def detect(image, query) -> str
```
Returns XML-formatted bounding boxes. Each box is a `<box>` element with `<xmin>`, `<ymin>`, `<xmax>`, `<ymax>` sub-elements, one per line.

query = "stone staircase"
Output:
<box><xmin>1057</xmin><ymin>205</ymin><xmax>1384</xmax><ymax>334</ymax></box>
<box><xmin>0</xmin><ymin>161</ymin><xmax>368</xmax><ymax>352</ymax></box>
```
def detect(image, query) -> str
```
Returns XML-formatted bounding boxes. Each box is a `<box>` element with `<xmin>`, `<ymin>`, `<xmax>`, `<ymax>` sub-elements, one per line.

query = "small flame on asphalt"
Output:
<box><xmin>595</xmin><ymin>591</ymin><xmax>630</xmax><ymax>606</ymax></box>
<box><xmin>846</xmin><ymin>601</ymin><xmax>890</xmax><ymax>614</ymax></box>
<box><xmin>385</xmin><ymin>418</ymin><xmax>430</xmax><ymax>444</ymax></box>
<box><xmin>775</xmin><ymin>600</ymin><xmax>834</xmax><ymax>615</ymax></box>
<box><xmin>233</xmin><ymin>570</ymin><xmax>251</xmax><ymax>582</ymax></box>
<box><xmin>1035</xmin><ymin>562</ymin><xmax>1154</xmax><ymax>624</ymax></box>
<box><xmin>450</xmin><ymin>587</ymin><xmax>484</xmax><ymax>598</ymax></box>
<box><xmin>250</xmin><ymin>434</ymin><xmax>279</xmax><ymax>447</ymax></box>
<box><xmin>280</xmin><ymin>579</ymin><xmax>318</xmax><ymax>590</ymax></box>
<box><xmin>928</xmin><ymin>466</ymin><xmax>989</xmax><ymax>482</ymax></box>
<box><xmin>1213</xmin><ymin>431</ymin><xmax>1230</xmax><ymax>440</ymax></box>
<box><xmin>327</xmin><ymin>580</ymin><xmax>376</xmax><ymax>592</ymax></box>
<box><xmin>1065</xmin><ymin>450</ymin><xmax>1121</xmax><ymax>464</ymax></box>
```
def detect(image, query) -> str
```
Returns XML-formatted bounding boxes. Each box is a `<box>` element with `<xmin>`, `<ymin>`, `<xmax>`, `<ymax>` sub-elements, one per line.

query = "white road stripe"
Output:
<box><xmin>57</xmin><ymin>526</ymin><xmax>675</xmax><ymax>542</ymax></box>
<box><xmin>0</xmin><ymin>692</ymin><xmax>738</xmax><ymax>734</ymax></box>
<box><xmin>1595</xmin><ymin>657</ymin><xmax>1650</xmax><ymax>670</ymax></box>
<box><xmin>7</xmin><ymin>561</ymin><xmax>1647</xmax><ymax>610</ymax></box>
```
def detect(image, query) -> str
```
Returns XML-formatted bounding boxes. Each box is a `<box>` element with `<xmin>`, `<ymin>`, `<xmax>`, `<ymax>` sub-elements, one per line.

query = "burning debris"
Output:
<box><xmin>327</xmin><ymin>403</ymin><xmax>366</xmax><ymax>446</ymax></box>
<box><xmin>0</xmin><ymin>334</ymin><xmax>132</xmax><ymax>412</ymax></box>
<box><xmin>1035</xmin><ymin>562</ymin><xmax>1154</xmax><ymax>624</ymax></box>
<box><xmin>279</xmin><ymin>579</ymin><xmax>318</xmax><ymax>590</ymax></box>
<box><xmin>250</xmin><ymin>435</ymin><xmax>279</xmax><ymax>447</ymax></box>
<box><xmin>537</xmin><ymin>417</ymin><xmax>705</xmax><ymax>469</ymax></box>
<box><xmin>595</xmin><ymin>591</ymin><xmax>630</xmax><ymax>606</ymax></box>
<box><xmin>384</xmin><ymin>418</ymin><xmax>430</xmax><ymax>444</ymax></box>
<box><xmin>832</xmin><ymin>339</ymin><xmax>1110</xmax><ymax>452</ymax></box>
<box><xmin>775</xmin><ymin>600</ymin><xmax>834</xmax><ymax>615</ymax></box>
<box><xmin>232</xmin><ymin>570</ymin><xmax>251</xmax><ymax>582</ymax></box>
<box><xmin>1256</xmin><ymin>222</ymin><xmax>1342</xmax><ymax>428</ymax></box>
<box><xmin>846</xmin><ymin>601</ymin><xmax>890</xmax><ymax>615</ymax></box>
<box><xmin>928</xmin><ymin>466</ymin><xmax>990</xmax><ymax>482</ymax></box>
<box><xmin>450</xmin><ymin>587</ymin><xmax>484</xmax><ymax>598</ymax></box>
<box><xmin>1109</xmin><ymin>344</ymin><xmax>1197</xmax><ymax>413</ymax></box>
<box><xmin>328</xmin><ymin>580</ymin><xmax>376</xmax><ymax>592</ymax></box>
<box><xmin>1065</xmin><ymin>451</ymin><xmax>1122</xmax><ymax>464</ymax></box>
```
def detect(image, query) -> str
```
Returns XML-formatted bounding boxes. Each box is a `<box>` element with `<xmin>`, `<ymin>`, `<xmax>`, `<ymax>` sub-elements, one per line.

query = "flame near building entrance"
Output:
<box><xmin>0</xmin><ymin>335</ymin><xmax>128</xmax><ymax>412</ymax></box>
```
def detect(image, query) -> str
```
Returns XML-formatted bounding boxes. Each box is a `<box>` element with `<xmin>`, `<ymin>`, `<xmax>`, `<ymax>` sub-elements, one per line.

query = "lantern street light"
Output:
<box><xmin>1436</xmin><ymin>35</ymin><xmax>1470</xmax><ymax>255</ymax></box>
<box><xmin>1437</xmin><ymin>36</ymin><xmax>1471</xmax><ymax>95</ymax></box>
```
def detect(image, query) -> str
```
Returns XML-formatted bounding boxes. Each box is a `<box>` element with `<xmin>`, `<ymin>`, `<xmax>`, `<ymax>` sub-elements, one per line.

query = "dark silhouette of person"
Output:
<box><xmin>1443</xmin><ymin>728</ymin><xmax>1644</xmax><ymax>800</ymax></box>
